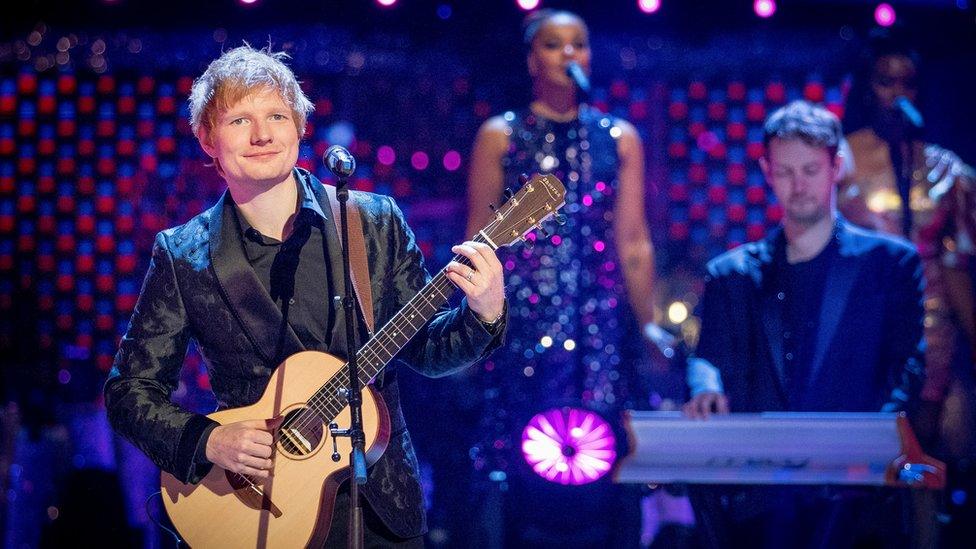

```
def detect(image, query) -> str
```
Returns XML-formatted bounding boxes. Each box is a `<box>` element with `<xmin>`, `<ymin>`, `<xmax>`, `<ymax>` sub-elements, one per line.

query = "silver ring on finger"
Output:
<box><xmin>465</xmin><ymin>268</ymin><xmax>475</xmax><ymax>283</ymax></box>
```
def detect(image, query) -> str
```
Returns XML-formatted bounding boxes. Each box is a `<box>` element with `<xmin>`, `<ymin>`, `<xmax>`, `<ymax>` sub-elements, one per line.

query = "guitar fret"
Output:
<box><xmin>303</xmin><ymin>251</ymin><xmax>518</xmax><ymax>431</ymax></box>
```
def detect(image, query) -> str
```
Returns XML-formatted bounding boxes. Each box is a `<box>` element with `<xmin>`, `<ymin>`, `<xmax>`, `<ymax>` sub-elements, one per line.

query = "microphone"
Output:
<box><xmin>323</xmin><ymin>145</ymin><xmax>357</xmax><ymax>179</ymax></box>
<box><xmin>894</xmin><ymin>96</ymin><xmax>924</xmax><ymax>130</ymax></box>
<box><xmin>565</xmin><ymin>61</ymin><xmax>591</xmax><ymax>95</ymax></box>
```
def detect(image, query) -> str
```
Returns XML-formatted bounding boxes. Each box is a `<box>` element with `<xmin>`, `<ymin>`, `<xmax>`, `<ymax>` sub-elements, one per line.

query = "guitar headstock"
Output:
<box><xmin>477</xmin><ymin>173</ymin><xmax>567</xmax><ymax>249</ymax></box>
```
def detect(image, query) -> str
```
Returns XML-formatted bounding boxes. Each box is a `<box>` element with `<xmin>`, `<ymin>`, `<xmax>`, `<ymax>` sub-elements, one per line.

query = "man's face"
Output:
<box><xmin>871</xmin><ymin>54</ymin><xmax>918</xmax><ymax>111</ymax></box>
<box><xmin>198</xmin><ymin>88</ymin><xmax>300</xmax><ymax>190</ymax></box>
<box><xmin>760</xmin><ymin>138</ymin><xmax>841</xmax><ymax>226</ymax></box>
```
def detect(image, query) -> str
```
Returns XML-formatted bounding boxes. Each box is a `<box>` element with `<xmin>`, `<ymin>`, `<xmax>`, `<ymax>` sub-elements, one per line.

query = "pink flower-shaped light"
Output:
<box><xmin>521</xmin><ymin>407</ymin><xmax>617</xmax><ymax>485</ymax></box>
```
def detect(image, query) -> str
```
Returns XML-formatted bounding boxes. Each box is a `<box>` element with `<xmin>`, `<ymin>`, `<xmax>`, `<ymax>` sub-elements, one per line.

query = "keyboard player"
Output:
<box><xmin>682</xmin><ymin>100</ymin><xmax>925</xmax><ymax>548</ymax></box>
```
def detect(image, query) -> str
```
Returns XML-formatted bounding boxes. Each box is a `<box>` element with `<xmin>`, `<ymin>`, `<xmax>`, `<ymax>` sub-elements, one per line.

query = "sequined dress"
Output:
<box><xmin>476</xmin><ymin>106</ymin><xmax>649</xmax><ymax>473</ymax></box>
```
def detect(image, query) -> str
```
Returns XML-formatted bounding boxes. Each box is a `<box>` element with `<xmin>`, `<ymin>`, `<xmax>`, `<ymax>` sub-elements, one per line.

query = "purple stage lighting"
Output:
<box><xmin>521</xmin><ymin>407</ymin><xmax>617</xmax><ymax>485</ymax></box>
<box><xmin>754</xmin><ymin>0</ymin><xmax>776</xmax><ymax>18</ymax></box>
<box><xmin>377</xmin><ymin>0</ymin><xmax>397</xmax><ymax>7</ymax></box>
<box><xmin>874</xmin><ymin>3</ymin><xmax>896</xmax><ymax>27</ymax></box>
<box><xmin>638</xmin><ymin>0</ymin><xmax>661</xmax><ymax>14</ymax></box>
<box><xmin>517</xmin><ymin>0</ymin><xmax>541</xmax><ymax>11</ymax></box>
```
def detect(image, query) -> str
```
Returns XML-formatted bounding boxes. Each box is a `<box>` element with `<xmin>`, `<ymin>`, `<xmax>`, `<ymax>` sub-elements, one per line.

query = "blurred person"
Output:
<box><xmin>839</xmin><ymin>32</ymin><xmax>976</xmax><ymax>547</ymax></box>
<box><xmin>840</xmin><ymin>34</ymin><xmax>975</xmax><ymax>437</ymax></box>
<box><xmin>464</xmin><ymin>9</ymin><xmax>658</xmax><ymax>547</ymax></box>
<box><xmin>684</xmin><ymin>100</ymin><xmax>925</xmax><ymax>548</ymax></box>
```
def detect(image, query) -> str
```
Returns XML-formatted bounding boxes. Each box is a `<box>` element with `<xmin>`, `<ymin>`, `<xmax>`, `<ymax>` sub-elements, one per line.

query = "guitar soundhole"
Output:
<box><xmin>277</xmin><ymin>408</ymin><xmax>324</xmax><ymax>457</ymax></box>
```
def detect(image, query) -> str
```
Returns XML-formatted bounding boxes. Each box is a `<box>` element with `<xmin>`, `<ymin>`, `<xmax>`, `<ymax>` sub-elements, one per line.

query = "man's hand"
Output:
<box><xmin>205</xmin><ymin>418</ymin><xmax>278</xmax><ymax>478</ymax></box>
<box><xmin>682</xmin><ymin>391</ymin><xmax>729</xmax><ymax>420</ymax></box>
<box><xmin>446</xmin><ymin>241</ymin><xmax>505</xmax><ymax>323</ymax></box>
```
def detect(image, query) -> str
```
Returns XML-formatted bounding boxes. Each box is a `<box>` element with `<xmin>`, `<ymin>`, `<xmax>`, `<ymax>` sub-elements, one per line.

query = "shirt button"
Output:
<box><xmin>785</xmin><ymin>352</ymin><xmax>794</xmax><ymax>361</ymax></box>
<box><xmin>777</xmin><ymin>292</ymin><xmax>785</xmax><ymax>301</ymax></box>
<box><xmin>289</xmin><ymin>298</ymin><xmax>296</xmax><ymax>305</ymax></box>
<box><xmin>784</xmin><ymin>331</ymin><xmax>791</xmax><ymax>339</ymax></box>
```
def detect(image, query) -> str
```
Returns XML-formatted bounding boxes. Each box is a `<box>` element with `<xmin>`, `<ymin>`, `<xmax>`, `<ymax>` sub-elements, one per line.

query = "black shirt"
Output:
<box><xmin>232</xmin><ymin>180</ymin><xmax>335</xmax><ymax>351</ymax></box>
<box><xmin>774</xmin><ymin>234</ymin><xmax>838</xmax><ymax>408</ymax></box>
<box><xmin>193</xmin><ymin>178</ymin><xmax>335</xmax><ymax>470</ymax></box>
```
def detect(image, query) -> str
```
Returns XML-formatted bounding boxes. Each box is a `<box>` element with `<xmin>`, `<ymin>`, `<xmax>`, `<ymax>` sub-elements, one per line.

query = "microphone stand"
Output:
<box><xmin>886</xmin><ymin>123</ymin><xmax>917</xmax><ymax>240</ymax></box>
<box><xmin>333</xmin><ymin>165</ymin><xmax>368</xmax><ymax>549</ymax></box>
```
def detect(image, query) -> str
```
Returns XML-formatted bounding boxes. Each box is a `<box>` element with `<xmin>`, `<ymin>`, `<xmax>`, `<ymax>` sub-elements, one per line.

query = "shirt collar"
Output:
<box><xmin>234</xmin><ymin>170</ymin><xmax>327</xmax><ymax>244</ymax></box>
<box><xmin>295</xmin><ymin>168</ymin><xmax>328</xmax><ymax>221</ymax></box>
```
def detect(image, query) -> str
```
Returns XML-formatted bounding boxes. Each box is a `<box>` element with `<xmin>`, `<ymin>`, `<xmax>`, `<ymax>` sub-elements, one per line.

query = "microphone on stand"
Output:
<box><xmin>323</xmin><ymin>144</ymin><xmax>357</xmax><ymax>185</ymax></box>
<box><xmin>565</xmin><ymin>61</ymin><xmax>591</xmax><ymax>96</ymax></box>
<box><xmin>894</xmin><ymin>96</ymin><xmax>924</xmax><ymax>131</ymax></box>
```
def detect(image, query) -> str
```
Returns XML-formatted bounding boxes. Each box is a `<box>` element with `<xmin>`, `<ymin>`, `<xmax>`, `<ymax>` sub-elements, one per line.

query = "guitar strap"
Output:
<box><xmin>323</xmin><ymin>185</ymin><xmax>375</xmax><ymax>335</ymax></box>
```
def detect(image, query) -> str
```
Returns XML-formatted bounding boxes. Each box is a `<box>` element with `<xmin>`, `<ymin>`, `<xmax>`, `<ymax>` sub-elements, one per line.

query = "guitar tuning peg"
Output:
<box><xmin>554</xmin><ymin>213</ymin><xmax>567</xmax><ymax>226</ymax></box>
<box><xmin>503</xmin><ymin>187</ymin><xmax>515</xmax><ymax>200</ymax></box>
<box><xmin>521</xmin><ymin>236</ymin><xmax>535</xmax><ymax>251</ymax></box>
<box><xmin>518</xmin><ymin>173</ymin><xmax>530</xmax><ymax>186</ymax></box>
<box><xmin>537</xmin><ymin>225</ymin><xmax>551</xmax><ymax>239</ymax></box>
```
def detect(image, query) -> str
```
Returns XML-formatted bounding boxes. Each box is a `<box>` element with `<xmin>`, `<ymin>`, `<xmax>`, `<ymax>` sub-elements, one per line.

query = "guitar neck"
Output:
<box><xmin>306</xmin><ymin>240</ymin><xmax>485</xmax><ymax>421</ymax></box>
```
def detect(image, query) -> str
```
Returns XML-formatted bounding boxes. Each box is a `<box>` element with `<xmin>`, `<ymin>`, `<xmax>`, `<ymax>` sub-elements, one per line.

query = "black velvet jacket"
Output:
<box><xmin>105</xmin><ymin>169</ymin><xmax>505</xmax><ymax>538</ymax></box>
<box><xmin>696</xmin><ymin>217</ymin><xmax>925</xmax><ymax>414</ymax></box>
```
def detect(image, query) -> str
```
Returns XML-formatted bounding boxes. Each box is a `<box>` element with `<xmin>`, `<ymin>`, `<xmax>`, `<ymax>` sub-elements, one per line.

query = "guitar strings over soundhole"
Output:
<box><xmin>277</xmin><ymin>407</ymin><xmax>325</xmax><ymax>457</ymax></box>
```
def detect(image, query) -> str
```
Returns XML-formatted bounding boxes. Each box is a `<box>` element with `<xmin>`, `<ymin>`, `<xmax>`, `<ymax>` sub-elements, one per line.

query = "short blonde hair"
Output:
<box><xmin>188</xmin><ymin>44</ymin><xmax>314</xmax><ymax>139</ymax></box>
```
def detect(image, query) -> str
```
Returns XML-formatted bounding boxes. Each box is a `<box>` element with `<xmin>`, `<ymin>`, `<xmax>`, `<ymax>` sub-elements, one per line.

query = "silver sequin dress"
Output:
<box><xmin>475</xmin><ymin>106</ymin><xmax>650</xmax><ymax>473</ymax></box>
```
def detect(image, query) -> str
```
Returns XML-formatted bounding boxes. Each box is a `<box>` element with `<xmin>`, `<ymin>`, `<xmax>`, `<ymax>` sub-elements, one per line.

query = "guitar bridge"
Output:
<box><xmin>226</xmin><ymin>472</ymin><xmax>283</xmax><ymax>518</ymax></box>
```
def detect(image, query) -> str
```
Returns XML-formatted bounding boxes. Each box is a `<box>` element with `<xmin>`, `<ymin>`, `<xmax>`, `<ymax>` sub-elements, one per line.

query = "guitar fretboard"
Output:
<box><xmin>304</xmin><ymin>242</ymin><xmax>484</xmax><ymax>423</ymax></box>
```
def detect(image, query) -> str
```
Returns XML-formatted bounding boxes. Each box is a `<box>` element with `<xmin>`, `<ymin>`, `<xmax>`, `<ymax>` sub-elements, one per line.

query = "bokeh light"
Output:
<box><xmin>638</xmin><ymin>0</ymin><xmax>661</xmax><ymax>14</ymax></box>
<box><xmin>874</xmin><ymin>3</ymin><xmax>896</xmax><ymax>26</ymax></box>
<box><xmin>521</xmin><ymin>407</ymin><xmax>617</xmax><ymax>485</ymax></box>
<box><xmin>754</xmin><ymin>0</ymin><xmax>776</xmax><ymax>18</ymax></box>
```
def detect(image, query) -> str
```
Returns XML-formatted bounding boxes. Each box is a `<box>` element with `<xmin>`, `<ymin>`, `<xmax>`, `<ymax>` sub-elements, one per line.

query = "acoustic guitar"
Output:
<box><xmin>160</xmin><ymin>173</ymin><xmax>566</xmax><ymax>547</ymax></box>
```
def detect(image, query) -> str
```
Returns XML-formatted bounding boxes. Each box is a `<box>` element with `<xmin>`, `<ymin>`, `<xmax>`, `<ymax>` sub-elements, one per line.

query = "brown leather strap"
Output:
<box><xmin>323</xmin><ymin>184</ymin><xmax>375</xmax><ymax>334</ymax></box>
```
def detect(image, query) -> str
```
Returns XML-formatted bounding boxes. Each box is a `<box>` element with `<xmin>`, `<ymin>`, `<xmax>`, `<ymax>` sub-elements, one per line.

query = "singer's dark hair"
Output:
<box><xmin>522</xmin><ymin>9</ymin><xmax>587</xmax><ymax>49</ymax></box>
<box><xmin>763</xmin><ymin>100</ymin><xmax>844</xmax><ymax>159</ymax></box>
<box><xmin>842</xmin><ymin>27</ymin><xmax>921</xmax><ymax>133</ymax></box>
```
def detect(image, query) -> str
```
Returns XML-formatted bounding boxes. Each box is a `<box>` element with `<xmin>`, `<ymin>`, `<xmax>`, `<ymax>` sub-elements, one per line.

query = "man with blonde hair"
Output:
<box><xmin>105</xmin><ymin>44</ymin><xmax>508</xmax><ymax>546</ymax></box>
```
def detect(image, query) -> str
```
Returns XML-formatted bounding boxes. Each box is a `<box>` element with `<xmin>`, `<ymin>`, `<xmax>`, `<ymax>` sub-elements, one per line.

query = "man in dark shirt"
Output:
<box><xmin>104</xmin><ymin>45</ymin><xmax>508</xmax><ymax>547</ymax></box>
<box><xmin>683</xmin><ymin>100</ymin><xmax>925</xmax><ymax>547</ymax></box>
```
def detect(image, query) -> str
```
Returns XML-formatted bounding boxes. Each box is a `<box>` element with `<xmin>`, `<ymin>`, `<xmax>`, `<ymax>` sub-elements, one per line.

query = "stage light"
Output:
<box><xmin>668</xmin><ymin>301</ymin><xmax>689</xmax><ymax>324</ymax></box>
<box><xmin>874</xmin><ymin>3</ymin><xmax>896</xmax><ymax>26</ymax></box>
<box><xmin>521</xmin><ymin>407</ymin><xmax>617</xmax><ymax>485</ymax></box>
<box><xmin>377</xmin><ymin>0</ymin><xmax>397</xmax><ymax>6</ymax></box>
<box><xmin>753</xmin><ymin>0</ymin><xmax>776</xmax><ymax>18</ymax></box>
<box><xmin>239</xmin><ymin>0</ymin><xmax>259</xmax><ymax>4</ymax></box>
<box><xmin>638</xmin><ymin>0</ymin><xmax>661</xmax><ymax>14</ymax></box>
<box><xmin>517</xmin><ymin>0</ymin><xmax>540</xmax><ymax>11</ymax></box>
<box><xmin>442</xmin><ymin>150</ymin><xmax>461</xmax><ymax>171</ymax></box>
<box><xmin>377</xmin><ymin>145</ymin><xmax>396</xmax><ymax>166</ymax></box>
<box><xmin>410</xmin><ymin>151</ymin><xmax>429</xmax><ymax>170</ymax></box>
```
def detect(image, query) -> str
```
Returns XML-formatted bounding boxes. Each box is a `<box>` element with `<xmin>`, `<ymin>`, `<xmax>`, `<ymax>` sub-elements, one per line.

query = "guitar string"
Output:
<box><xmin>225</xmin><ymin>281</ymin><xmax>451</xmax><ymax>500</ymax></box>
<box><xmin>278</xmin><ymin>200</ymin><xmax>556</xmax><ymax>448</ymax></box>
<box><xmin>277</xmin><ymin>197</ymin><xmax>555</xmax><ymax>451</ymax></box>
<box><xmin>281</xmin><ymin>262</ymin><xmax>461</xmax><ymax>439</ymax></box>
<box><xmin>224</xmin><ymin>198</ymin><xmax>558</xmax><ymax>499</ymax></box>
<box><xmin>276</xmin><ymin>206</ymin><xmax>511</xmax><ymax>440</ymax></box>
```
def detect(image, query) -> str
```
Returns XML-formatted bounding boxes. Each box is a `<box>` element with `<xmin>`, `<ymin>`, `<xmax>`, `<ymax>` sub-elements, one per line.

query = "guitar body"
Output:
<box><xmin>160</xmin><ymin>351</ymin><xmax>391</xmax><ymax>548</ymax></box>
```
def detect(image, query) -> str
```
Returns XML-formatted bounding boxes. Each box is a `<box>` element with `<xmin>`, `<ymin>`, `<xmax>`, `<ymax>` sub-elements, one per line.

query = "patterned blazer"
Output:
<box><xmin>105</xmin><ymin>168</ymin><xmax>504</xmax><ymax>538</ymax></box>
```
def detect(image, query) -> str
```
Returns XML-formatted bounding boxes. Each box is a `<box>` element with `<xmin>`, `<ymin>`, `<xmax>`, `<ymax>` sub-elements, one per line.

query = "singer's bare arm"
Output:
<box><xmin>613</xmin><ymin>119</ymin><xmax>657</xmax><ymax>329</ymax></box>
<box><xmin>466</xmin><ymin>116</ymin><xmax>510</xmax><ymax>238</ymax></box>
